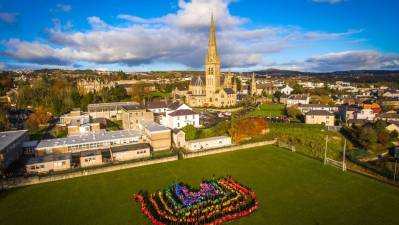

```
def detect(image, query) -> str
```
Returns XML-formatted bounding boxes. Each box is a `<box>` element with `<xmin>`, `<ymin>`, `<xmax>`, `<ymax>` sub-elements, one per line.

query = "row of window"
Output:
<box><xmin>136</xmin><ymin>150</ymin><xmax>147</xmax><ymax>155</ymax></box>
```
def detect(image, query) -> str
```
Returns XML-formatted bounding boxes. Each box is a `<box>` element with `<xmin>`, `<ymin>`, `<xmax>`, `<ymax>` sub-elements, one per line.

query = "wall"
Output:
<box><xmin>2</xmin><ymin>155</ymin><xmax>179</xmax><ymax>189</ymax></box>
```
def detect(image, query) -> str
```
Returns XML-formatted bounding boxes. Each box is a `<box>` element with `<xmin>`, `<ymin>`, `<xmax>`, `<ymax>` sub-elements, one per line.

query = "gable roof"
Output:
<box><xmin>147</xmin><ymin>101</ymin><xmax>171</xmax><ymax>109</ymax></box>
<box><xmin>168</xmin><ymin>109</ymin><xmax>198</xmax><ymax>117</ymax></box>
<box><xmin>168</xmin><ymin>101</ymin><xmax>183</xmax><ymax>110</ymax></box>
<box><xmin>306</xmin><ymin>110</ymin><xmax>334</xmax><ymax>116</ymax></box>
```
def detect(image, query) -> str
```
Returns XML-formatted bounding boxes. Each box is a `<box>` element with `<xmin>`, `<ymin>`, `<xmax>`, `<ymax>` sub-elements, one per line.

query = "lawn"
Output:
<box><xmin>247</xmin><ymin>104</ymin><xmax>285</xmax><ymax>117</ymax></box>
<box><xmin>1</xmin><ymin>146</ymin><xmax>399</xmax><ymax>225</ymax></box>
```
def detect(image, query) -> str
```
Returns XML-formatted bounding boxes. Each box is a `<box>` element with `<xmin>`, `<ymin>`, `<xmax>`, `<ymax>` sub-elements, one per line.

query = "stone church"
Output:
<box><xmin>176</xmin><ymin>15</ymin><xmax>237</xmax><ymax>108</ymax></box>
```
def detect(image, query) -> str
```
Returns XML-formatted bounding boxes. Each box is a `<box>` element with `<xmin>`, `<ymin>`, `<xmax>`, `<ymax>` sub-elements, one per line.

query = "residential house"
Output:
<box><xmin>160</xmin><ymin>102</ymin><xmax>200</xmax><ymax>129</ymax></box>
<box><xmin>355</xmin><ymin>109</ymin><xmax>376</xmax><ymax>121</ymax></box>
<box><xmin>305</xmin><ymin>110</ymin><xmax>335</xmax><ymax>126</ymax></box>
<box><xmin>297</xmin><ymin>104</ymin><xmax>337</xmax><ymax>114</ymax></box>
<box><xmin>280</xmin><ymin>85</ymin><xmax>293</xmax><ymax>95</ymax></box>
<box><xmin>376</xmin><ymin>113</ymin><xmax>399</xmax><ymax>122</ymax></box>
<box><xmin>286</xmin><ymin>95</ymin><xmax>310</xmax><ymax>106</ymax></box>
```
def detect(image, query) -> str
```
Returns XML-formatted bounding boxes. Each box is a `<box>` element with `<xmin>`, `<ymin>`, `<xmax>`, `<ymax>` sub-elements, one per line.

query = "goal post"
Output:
<box><xmin>324</xmin><ymin>135</ymin><xmax>347</xmax><ymax>171</ymax></box>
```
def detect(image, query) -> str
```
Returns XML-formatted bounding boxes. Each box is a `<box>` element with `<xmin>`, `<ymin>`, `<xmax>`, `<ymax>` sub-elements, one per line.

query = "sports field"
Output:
<box><xmin>1</xmin><ymin>146</ymin><xmax>398</xmax><ymax>225</ymax></box>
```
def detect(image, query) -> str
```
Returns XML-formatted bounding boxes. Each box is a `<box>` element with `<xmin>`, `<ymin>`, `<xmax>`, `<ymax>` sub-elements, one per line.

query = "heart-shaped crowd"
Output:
<box><xmin>133</xmin><ymin>176</ymin><xmax>258</xmax><ymax>225</ymax></box>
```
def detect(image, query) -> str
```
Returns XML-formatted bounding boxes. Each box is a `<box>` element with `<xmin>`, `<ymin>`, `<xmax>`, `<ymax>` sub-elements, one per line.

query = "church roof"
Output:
<box><xmin>223</xmin><ymin>88</ymin><xmax>235</xmax><ymax>95</ymax></box>
<box><xmin>190</xmin><ymin>75</ymin><xmax>205</xmax><ymax>86</ymax></box>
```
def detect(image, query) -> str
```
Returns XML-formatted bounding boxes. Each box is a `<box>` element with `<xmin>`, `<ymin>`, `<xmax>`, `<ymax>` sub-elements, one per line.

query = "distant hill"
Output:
<box><xmin>251</xmin><ymin>69</ymin><xmax>399</xmax><ymax>77</ymax></box>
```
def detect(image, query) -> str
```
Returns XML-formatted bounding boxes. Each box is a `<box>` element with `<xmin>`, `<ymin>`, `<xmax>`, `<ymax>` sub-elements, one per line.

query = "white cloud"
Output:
<box><xmin>2</xmin><ymin>0</ymin><xmax>370</xmax><ymax>71</ymax></box>
<box><xmin>87</xmin><ymin>16</ymin><xmax>108</xmax><ymax>29</ymax></box>
<box><xmin>56</xmin><ymin>4</ymin><xmax>72</xmax><ymax>12</ymax></box>
<box><xmin>273</xmin><ymin>51</ymin><xmax>399</xmax><ymax>71</ymax></box>
<box><xmin>0</xmin><ymin>12</ymin><xmax>18</xmax><ymax>24</ymax></box>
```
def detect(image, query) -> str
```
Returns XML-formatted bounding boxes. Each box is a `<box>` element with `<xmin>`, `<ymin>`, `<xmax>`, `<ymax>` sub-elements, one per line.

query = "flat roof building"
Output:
<box><xmin>111</xmin><ymin>143</ymin><xmax>151</xmax><ymax>161</ymax></box>
<box><xmin>36</xmin><ymin>130</ymin><xmax>143</xmax><ymax>156</ymax></box>
<box><xmin>88</xmin><ymin>101</ymin><xmax>139</xmax><ymax>120</ymax></box>
<box><xmin>0</xmin><ymin>130</ymin><xmax>29</xmax><ymax>174</ymax></box>
<box><xmin>139</xmin><ymin>121</ymin><xmax>171</xmax><ymax>151</ymax></box>
<box><xmin>185</xmin><ymin>136</ymin><xmax>232</xmax><ymax>151</ymax></box>
<box><xmin>80</xmin><ymin>150</ymin><xmax>103</xmax><ymax>168</ymax></box>
<box><xmin>26</xmin><ymin>154</ymin><xmax>71</xmax><ymax>174</ymax></box>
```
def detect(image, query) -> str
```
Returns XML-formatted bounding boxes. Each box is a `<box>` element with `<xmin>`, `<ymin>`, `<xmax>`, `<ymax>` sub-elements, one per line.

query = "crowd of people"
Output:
<box><xmin>133</xmin><ymin>176</ymin><xmax>258</xmax><ymax>225</ymax></box>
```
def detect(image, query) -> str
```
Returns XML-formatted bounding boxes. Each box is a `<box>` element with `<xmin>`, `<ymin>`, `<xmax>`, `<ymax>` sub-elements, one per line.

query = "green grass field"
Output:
<box><xmin>1</xmin><ymin>146</ymin><xmax>399</xmax><ymax>225</ymax></box>
<box><xmin>247</xmin><ymin>104</ymin><xmax>285</xmax><ymax>117</ymax></box>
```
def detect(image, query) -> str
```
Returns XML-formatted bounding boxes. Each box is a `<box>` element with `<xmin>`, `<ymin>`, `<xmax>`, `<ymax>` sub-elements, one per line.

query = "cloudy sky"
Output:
<box><xmin>0</xmin><ymin>0</ymin><xmax>398</xmax><ymax>72</ymax></box>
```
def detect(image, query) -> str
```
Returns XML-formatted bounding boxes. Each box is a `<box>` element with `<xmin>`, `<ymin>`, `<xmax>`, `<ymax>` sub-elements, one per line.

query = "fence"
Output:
<box><xmin>181</xmin><ymin>139</ymin><xmax>277</xmax><ymax>159</ymax></box>
<box><xmin>276</xmin><ymin>140</ymin><xmax>399</xmax><ymax>187</ymax></box>
<box><xmin>1</xmin><ymin>155</ymin><xmax>178</xmax><ymax>189</ymax></box>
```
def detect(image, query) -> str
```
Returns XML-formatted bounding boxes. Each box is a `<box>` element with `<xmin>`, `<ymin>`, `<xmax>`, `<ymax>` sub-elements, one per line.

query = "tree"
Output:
<box><xmin>273</xmin><ymin>91</ymin><xmax>282</xmax><ymax>103</ymax></box>
<box><xmin>285</xmin><ymin>106</ymin><xmax>302</xmax><ymax>119</ymax></box>
<box><xmin>358</xmin><ymin>126</ymin><xmax>377</xmax><ymax>149</ymax></box>
<box><xmin>292</xmin><ymin>83</ymin><xmax>304</xmax><ymax>94</ymax></box>
<box><xmin>182</xmin><ymin>124</ymin><xmax>197</xmax><ymax>140</ymax></box>
<box><xmin>390</xmin><ymin>130</ymin><xmax>398</xmax><ymax>139</ymax></box>
<box><xmin>235</xmin><ymin>77</ymin><xmax>242</xmax><ymax>91</ymax></box>
<box><xmin>26</xmin><ymin>106</ymin><xmax>52</xmax><ymax>131</ymax></box>
<box><xmin>377</xmin><ymin>130</ymin><xmax>391</xmax><ymax>146</ymax></box>
<box><xmin>0</xmin><ymin>107</ymin><xmax>10</xmax><ymax>131</ymax></box>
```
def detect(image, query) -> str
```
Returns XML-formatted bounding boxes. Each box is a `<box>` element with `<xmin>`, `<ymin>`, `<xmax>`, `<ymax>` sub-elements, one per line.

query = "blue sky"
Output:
<box><xmin>0</xmin><ymin>0</ymin><xmax>398</xmax><ymax>72</ymax></box>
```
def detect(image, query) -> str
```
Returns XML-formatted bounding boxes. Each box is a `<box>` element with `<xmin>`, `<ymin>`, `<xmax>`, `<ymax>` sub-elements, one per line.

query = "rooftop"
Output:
<box><xmin>26</xmin><ymin>154</ymin><xmax>71</xmax><ymax>165</ymax></box>
<box><xmin>147</xmin><ymin>101</ymin><xmax>171</xmax><ymax>109</ymax></box>
<box><xmin>298</xmin><ymin>104</ymin><xmax>332</xmax><ymax>108</ymax></box>
<box><xmin>306</xmin><ymin>110</ymin><xmax>334</xmax><ymax>116</ymax></box>
<box><xmin>36</xmin><ymin>130</ymin><xmax>142</xmax><ymax>149</ymax></box>
<box><xmin>0</xmin><ymin>130</ymin><xmax>28</xmax><ymax>151</ymax></box>
<box><xmin>223</xmin><ymin>88</ymin><xmax>235</xmax><ymax>95</ymax></box>
<box><xmin>139</xmin><ymin>121</ymin><xmax>170</xmax><ymax>133</ymax></box>
<box><xmin>111</xmin><ymin>143</ymin><xmax>150</xmax><ymax>153</ymax></box>
<box><xmin>121</xmin><ymin>104</ymin><xmax>146</xmax><ymax>111</ymax></box>
<box><xmin>186</xmin><ymin>135</ymin><xmax>231</xmax><ymax>143</ymax></box>
<box><xmin>168</xmin><ymin>109</ymin><xmax>198</xmax><ymax>117</ymax></box>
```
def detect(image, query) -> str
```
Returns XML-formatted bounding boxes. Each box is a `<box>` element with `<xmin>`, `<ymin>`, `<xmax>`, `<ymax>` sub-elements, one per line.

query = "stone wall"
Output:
<box><xmin>2</xmin><ymin>155</ymin><xmax>178</xmax><ymax>189</ymax></box>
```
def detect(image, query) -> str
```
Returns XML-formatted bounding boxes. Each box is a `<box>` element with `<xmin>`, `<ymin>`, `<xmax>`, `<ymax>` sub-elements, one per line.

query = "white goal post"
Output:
<box><xmin>325</xmin><ymin>158</ymin><xmax>347</xmax><ymax>171</ymax></box>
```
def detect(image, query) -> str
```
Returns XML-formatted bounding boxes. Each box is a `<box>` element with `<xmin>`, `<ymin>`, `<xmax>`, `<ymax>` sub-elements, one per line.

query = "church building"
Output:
<box><xmin>178</xmin><ymin>15</ymin><xmax>238</xmax><ymax>108</ymax></box>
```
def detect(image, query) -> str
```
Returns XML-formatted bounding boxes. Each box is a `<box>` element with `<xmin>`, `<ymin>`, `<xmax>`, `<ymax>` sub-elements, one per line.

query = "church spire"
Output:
<box><xmin>206</xmin><ymin>13</ymin><xmax>220</xmax><ymax>64</ymax></box>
